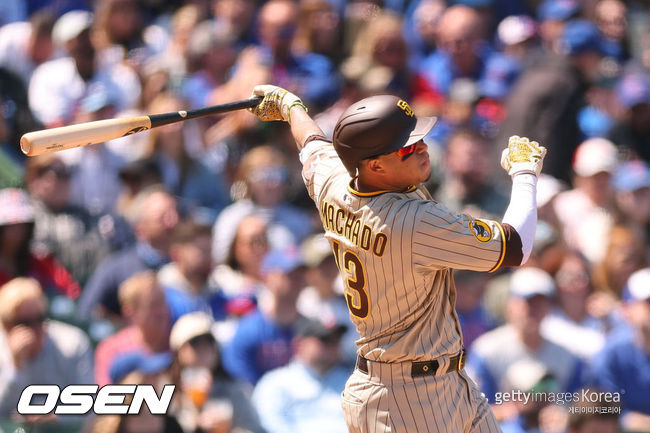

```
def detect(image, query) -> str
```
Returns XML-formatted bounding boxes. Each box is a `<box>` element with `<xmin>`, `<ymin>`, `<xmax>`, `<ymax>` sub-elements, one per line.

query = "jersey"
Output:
<box><xmin>300</xmin><ymin>139</ymin><xmax>508</xmax><ymax>363</ymax></box>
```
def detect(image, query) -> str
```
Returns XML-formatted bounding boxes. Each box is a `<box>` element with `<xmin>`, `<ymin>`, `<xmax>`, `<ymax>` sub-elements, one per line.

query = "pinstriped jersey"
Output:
<box><xmin>300</xmin><ymin>139</ymin><xmax>507</xmax><ymax>363</ymax></box>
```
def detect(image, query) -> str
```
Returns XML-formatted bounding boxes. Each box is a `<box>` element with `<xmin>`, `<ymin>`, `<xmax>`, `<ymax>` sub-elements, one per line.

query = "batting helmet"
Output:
<box><xmin>332</xmin><ymin>95</ymin><xmax>437</xmax><ymax>176</ymax></box>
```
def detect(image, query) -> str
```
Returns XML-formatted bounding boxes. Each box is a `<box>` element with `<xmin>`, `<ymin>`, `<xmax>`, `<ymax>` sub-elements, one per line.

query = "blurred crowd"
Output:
<box><xmin>0</xmin><ymin>0</ymin><xmax>649</xmax><ymax>432</ymax></box>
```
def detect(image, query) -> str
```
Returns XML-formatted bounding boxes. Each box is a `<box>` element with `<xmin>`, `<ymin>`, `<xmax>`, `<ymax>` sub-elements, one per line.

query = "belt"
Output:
<box><xmin>356</xmin><ymin>349</ymin><xmax>466</xmax><ymax>378</ymax></box>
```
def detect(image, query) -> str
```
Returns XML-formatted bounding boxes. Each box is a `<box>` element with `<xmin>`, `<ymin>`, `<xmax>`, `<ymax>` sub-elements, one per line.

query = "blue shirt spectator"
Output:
<box><xmin>591</xmin><ymin>268</ymin><xmax>650</xmax><ymax>415</ymax></box>
<box><xmin>222</xmin><ymin>308</ymin><xmax>299</xmax><ymax>385</ymax></box>
<box><xmin>252</xmin><ymin>318</ymin><xmax>349</xmax><ymax>433</ymax></box>
<box><xmin>78</xmin><ymin>188</ymin><xmax>178</xmax><ymax>319</ymax></box>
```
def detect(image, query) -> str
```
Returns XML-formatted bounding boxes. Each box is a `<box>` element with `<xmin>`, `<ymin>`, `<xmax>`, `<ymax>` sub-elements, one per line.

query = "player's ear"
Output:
<box><xmin>365</xmin><ymin>158</ymin><xmax>385</xmax><ymax>174</ymax></box>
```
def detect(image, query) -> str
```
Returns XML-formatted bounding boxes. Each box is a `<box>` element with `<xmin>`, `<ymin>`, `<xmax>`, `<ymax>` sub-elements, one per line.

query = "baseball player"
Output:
<box><xmin>248</xmin><ymin>84</ymin><xmax>545</xmax><ymax>433</ymax></box>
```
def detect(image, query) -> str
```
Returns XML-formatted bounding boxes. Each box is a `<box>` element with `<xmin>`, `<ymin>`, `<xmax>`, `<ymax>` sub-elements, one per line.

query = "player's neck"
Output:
<box><xmin>354</xmin><ymin>175</ymin><xmax>411</xmax><ymax>194</ymax></box>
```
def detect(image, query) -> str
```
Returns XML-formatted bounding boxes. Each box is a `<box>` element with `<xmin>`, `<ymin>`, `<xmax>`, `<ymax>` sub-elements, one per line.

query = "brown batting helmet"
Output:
<box><xmin>332</xmin><ymin>95</ymin><xmax>437</xmax><ymax>176</ymax></box>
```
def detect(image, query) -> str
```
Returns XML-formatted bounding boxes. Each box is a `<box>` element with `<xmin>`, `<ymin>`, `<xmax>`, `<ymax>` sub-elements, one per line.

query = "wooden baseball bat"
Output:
<box><xmin>20</xmin><ymin>96</ymin><xmax>263</xmax><ymax>157</ymax></box>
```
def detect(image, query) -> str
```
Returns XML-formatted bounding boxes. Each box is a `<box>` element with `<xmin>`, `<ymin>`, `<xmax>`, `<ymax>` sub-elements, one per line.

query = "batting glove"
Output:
<box><xmin>500</xmin><ymin>135</ymin><xmax>547</xmax><ymax>177</ymax></box>
<box><xmin>249</xmin><ymin>84</ymin><xmax>306</xmax><ymax>123</ymax></box>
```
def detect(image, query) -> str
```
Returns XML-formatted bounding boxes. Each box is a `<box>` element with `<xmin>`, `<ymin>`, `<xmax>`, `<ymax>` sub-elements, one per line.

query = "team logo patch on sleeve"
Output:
<box><xmin>468</xmin><ymin>218</ymin><xmax>493</xmax><ymax>243</ymax></box>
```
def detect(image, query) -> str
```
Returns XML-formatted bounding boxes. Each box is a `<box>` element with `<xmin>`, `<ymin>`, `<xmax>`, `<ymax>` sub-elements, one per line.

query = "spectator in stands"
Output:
<box><xmin>536</xmin><ymin>0</ymin><xmax>580</xmax><ymax>56</ymax></box>
<box><xmin>78</xmin><ymin>186</ymin><xmax>178</xmax><ymax>319</ymax></box>
<box><xmin>348</xmin><ymin>11</ymin><xmax>411</xmax><ymax>97</ymax></box>
<box><xmin>115</xmin><ymin>158</ymin><xmax>163</xmax><ymax>217</ymax></box>
<box><xmin>142</xmin><ymin>92</ymin><xmax>231</xmax><ymax>222</ymax></box>
<box><xmin>293</xmin><ymin>0</ymin><xmax>343</xmax><ymax>64</ymax></box>
<box><xmin>613</xmin><ymin>160</ymin><xmax>650</xmax><ymax>239</ymax></box>
<box><xmin>211</xmin><ymin>145</ymin><xmax>312</xmax><ymax>265</ymax></box>
<box><xmin>541</xmin><ymin>252</ymin><xmax>607</xmax><ymax>360</ymax></box>
<box><xmin>495</xmin><ymin>15</ymin><xmax>539</xmax><ymax>68</ymax></box>
<box><xmin>454</xmin><ymin>270</ymin><xmax>495</xmax><ymax>350</ymax></box>
<box><xmin>0</xmin><ymin>277</ymin><xmax>93</xmax><ymax>417</ymax></box>
<box><xmin>0</xmin><ymin>11</ymin><xmax>55</xmax><ymax>86</ymax></box>
<box><xmin>159</xmin><ymin>221</ymin><xmax>227</xmax><ymax>321</ymax></box>
<box><xmin>211</xmin><ymin>0</ymin><xmax>257</xmax><ymax>47</ymax></box>
<box><xmin>91</xmin><ymin>351</ymin><xmax>182</xmax><ymax>433</ymax></box>
<box><xmin>553</xmin><ymin>138</ymin><xmax>619</xmax><ymax>263</ymax></box>
<box><xmin>417</xmin><ymin>5</ymin><xmax>491</xmax><ymax>98</ymax></box>
<box><xmin>169</xmin><ymin>312</ymin><xmax>264</xmax><ymax>433</ymax></box>
<box><xmin>567</xmin><ymin>389</ymin><xmax>620</xmax><ymax>433</ymax></box>
<box><xmin>496</xmin><ymin>19</ymin><xmax>606</xmax><ymax>183</ymax></box>
<box><xmin>424</xmin><ymin>78</ymin><xmax>480</xmax><ymax>147</ymax></box>
<box><xmin>592</xmin><ymin>224</ymin><xmax>647</xmax><ymax>301</ymax></box>
<box><xmin>28</xmin><ymin>10</ymin><xmax>141</xmax><ymax>127</ymax></box>
<box><xmin>222</xmin><ymin>247</ymin><xmax>307</xmax><ymax>385</ymax></box>
<box><xmin>93</xmin><ymin>271</ymin><xmax>171</xmax><ymax>387</ymax></box>
<box><xmin>182</xmin><ymin>20</ymin><xmax>237</xmax><ymax>109</ymax></box>
<box><xmin>608</xmin><ymin>73</ymin><xmax>650</xmax><ymax>163</ymax></box>
<box><xmin>436</xmin><ymin>129</ymin><xmax>509</xmax><ymax>218</ymax></box>
<box><xmin>62</xmin><ymin>82</ymin><xmax>126</xmax><ymax>216</ymax></box>
<box><xmin>594</xmin><ymin>0</ymin><xmax>630</xmax><ymax>62</ymax></box>
<box><xmin>252</xmin><ymin>318</ymin><xmax>349</xmax><ymax>433</ymax></box>
<box><xmin>210</xmin><ymin>214</ymin><xmax>269</xmax><ymax>319</ymax></box>
<box><xmin>403</xmin><ymin>0</ymin><xmax>445</xmax><ymax>69</ymax></box>
<box><xmin>297</xmin><ymin>233</ymin><xmax>358</xmax><ymax>366</ymax></box>
<box><xmin>0</xmin><ymin>82</ymin><xmax>27</xmax><ymax>188</ymax></box>
<box><xmin>467</xmin><ymin>268</ymin><xmax>583</xmax><ymax>418</ymax></box>
<box><xmin>0</xmin><ymin>188</ymin><xmax>80</xmax><ymax>299</ymax></box>
<box><xmin>0</xmin><ymin>1</ymin><xmax>27</xmax><ymax>26</ymax></box>
<box><xmin>25</xmin><ymin>154</ymin><xmax>110</xmax><ymax>286</ymax></box>
<box><xmin>592</xmin><ymin>268</ymin><xmax>650</xmax><ymax>415</ymax></box>
<box><xmin>255</xmin><ymin>0</ymin><xmax>339</xmax><ymax>109</ymax></box>
<box><xmin>577</xmin><ymin>58</ymin><xmax>621</xmax><ymax>139</ymax></box>
<box><xmin>498</xmin><ymin>360</ymin><xmax>561</xmax><ymax>433</ymax></box>
<box><xmin>145</xmin><ymin>4</ymin><xmax>201</xmax><ymax>90</ymax></box>
<box><xmin>92</xmin><ymin>0</ymin><xmax>149</xmax><ymax>63</ymax></box>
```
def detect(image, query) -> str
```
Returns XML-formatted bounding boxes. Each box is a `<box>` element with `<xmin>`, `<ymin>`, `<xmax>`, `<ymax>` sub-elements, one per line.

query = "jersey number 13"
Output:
<box><xmin>331</xmin><ymin>240</ymin><xmax>369</xmax><ymax>319</ymax></box>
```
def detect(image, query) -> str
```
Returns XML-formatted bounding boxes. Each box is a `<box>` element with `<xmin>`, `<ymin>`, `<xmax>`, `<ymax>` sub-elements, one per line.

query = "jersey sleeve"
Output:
<box><xmin>299</xmin><ymin>138</ymin><xmax>347</xmax><ymax>203</ymax></box>
<box><xmin>412</xmin><ymin>201</ymin><xmax>507</xmax><ymax>273</ymax></box>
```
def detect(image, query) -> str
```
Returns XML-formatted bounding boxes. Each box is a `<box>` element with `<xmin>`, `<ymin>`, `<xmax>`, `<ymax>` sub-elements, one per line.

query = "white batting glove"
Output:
<box><xmin>249</xmin><ymin>84</ymin><xmax>306</xmax><ymax>122</ymax></box>
<box><xmin>500</xmin><ymin>135</ymin><xmax>547</xmax><ymax>177</ymax></box>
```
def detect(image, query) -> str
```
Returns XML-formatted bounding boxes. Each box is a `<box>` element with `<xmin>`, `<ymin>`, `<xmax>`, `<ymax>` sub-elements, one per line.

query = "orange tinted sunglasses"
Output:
<box><xmin>396</xmin><ymin>142</ymin><xmax>418</xmax><ymax>160</ymax></box>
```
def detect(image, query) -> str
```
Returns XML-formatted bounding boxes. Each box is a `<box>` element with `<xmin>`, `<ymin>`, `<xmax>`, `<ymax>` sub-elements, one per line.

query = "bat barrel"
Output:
<box><xmin>20</xmin><ymin>116</ymin><xmax>151</xmax><ymax>156</ymax></box>
<box><xmin>19</xmin><ymin>96</ymin><xmax>263</xmax><ymax>157</ymax></box>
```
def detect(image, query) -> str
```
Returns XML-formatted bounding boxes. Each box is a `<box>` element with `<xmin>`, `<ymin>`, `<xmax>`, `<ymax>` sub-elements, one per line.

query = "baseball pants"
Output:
<box><xmin>341</xmin><ymin>356</ymin><xmax>502</xmax><ymax>433</ymax></box>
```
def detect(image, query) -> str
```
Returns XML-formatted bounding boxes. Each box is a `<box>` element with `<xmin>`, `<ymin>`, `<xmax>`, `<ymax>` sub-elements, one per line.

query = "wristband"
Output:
<box><xmin>287</xmin><ymin>101</ymin><xmax>308</xmax><ymax>123</ymax></box>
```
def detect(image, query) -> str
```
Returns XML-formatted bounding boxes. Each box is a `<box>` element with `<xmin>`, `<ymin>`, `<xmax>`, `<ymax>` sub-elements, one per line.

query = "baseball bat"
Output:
<box><xmin>20</xmin><ymin>96</ymin><xmax>263</xmax><ymax>157</ymax></box>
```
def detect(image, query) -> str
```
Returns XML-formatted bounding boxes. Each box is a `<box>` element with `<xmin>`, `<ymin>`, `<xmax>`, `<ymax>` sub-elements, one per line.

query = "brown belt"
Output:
<box><xmin>356</xmin><ymin>349</ymin><xmax>466</xmax><ymax>378</ymax></box>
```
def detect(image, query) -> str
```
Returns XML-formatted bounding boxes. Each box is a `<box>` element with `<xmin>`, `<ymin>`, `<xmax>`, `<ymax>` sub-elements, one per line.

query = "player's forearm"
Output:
<box><xmin>502</xmin><ymin>173</ymin><xmax>537</xmax><ymax>264</ymax></box>
<box><xmin>289</xmin><ymin>105</ymin><xmax>327</xmax><ymax>152</ymax></box>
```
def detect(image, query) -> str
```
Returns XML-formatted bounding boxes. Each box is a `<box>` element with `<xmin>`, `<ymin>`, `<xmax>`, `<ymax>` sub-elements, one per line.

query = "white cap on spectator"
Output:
<box><xmin>536</xmin><ymin>174</ymin><xmax>565</xmax><ymax>208</ymax></box>
<box><xmin>625</xmin><ymin>268</ymin><xmax>650</xmax><ymax>302</ymax></box>
<box><xmin>497</xmin><ymin>15</ymin><xmax>537</xmax><ymax>46</ymax></box>
<box><xmin>170</xmin><ymin>312</ymin><xmax>214</xmax><ymax>351</ymax></box>
<box><xmin>572</xmin><ymin>138</ymin><xmax>618</xmax><ymax>177</ymax></box>
<box><xmin>53</xmin><ymin>10</ymin><xmax>94</xmax><ymax>46</ymax></box>
<box><xmin>0</xmin><ymin>188</ymin><xmax>35</xmax><ymax>226</ymax></box>
<box><xmin>506</xmin><ymin>359</ymin><xmax>549</xmax><ymax>392</ymax></box>
<box><xmin>509</xmin><ymin>267</ymin><xmax>555</xmax><ymax>299</ymax></box>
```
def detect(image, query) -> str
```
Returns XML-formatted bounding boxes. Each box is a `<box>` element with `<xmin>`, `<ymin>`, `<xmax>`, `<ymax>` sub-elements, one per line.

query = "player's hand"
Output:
<box><xmin>500</xmin><ymin>135</ymin><xmax>547</xmax><ymax>177</ymax></box>
<box><xmin>249</xmin><ymin>84</ymin><xmax>305</xmax><ymax>122</ymax></box>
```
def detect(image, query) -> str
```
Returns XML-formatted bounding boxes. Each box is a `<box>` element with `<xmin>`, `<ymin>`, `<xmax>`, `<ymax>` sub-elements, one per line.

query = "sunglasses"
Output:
<box><xmin>12</xmin><ymin>314</ymin><xmax>46</xmax><ymax>329</ymax></box>
<box><xmin>396</xmin><ymin>142</ymin><xmax>418</xmax><ymax>160</ymax></box>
